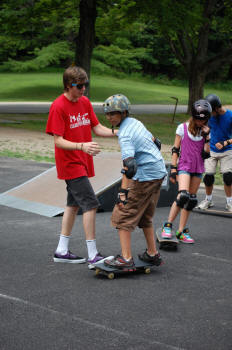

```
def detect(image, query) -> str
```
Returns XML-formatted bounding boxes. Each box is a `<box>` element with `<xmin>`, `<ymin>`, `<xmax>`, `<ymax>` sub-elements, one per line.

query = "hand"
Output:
<box><xmin>201</xmin><ymin>125</ymin><xmax>210</xmax><ymax>137</ymax></box>
<box><xmin>116</xmin><ymin>188</ymin><xmax>129</xmax><ymax>208</ymax></box>
<box><xmin>82</xmin><ymin>142</ymin><xmax>100</xmax><ymax>156</ymax></box>
<box><xmin>215</xmin><ymin>141</ymin><xmax>225</xmax><ymax>150</ymax></box>
<box><xmin>169</xmin><ymin>170</ymin><xmax>177</xmax><ymax>184</ymax></box>
<box><xmin>117</xmin><ymin>193</ymin><xmax>127</xmax><ymax>209</ymax></box>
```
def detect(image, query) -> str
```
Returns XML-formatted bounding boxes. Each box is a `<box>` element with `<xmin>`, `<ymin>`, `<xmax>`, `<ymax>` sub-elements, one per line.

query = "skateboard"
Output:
<box><xmin>194</xmin><ymin>206</ymin><xmax>232</xmax><ymax>218</ymax></box>
<box><xmin>93</xmin><ymin>257</ymin><xmax>154</xmax><ymax>279</ymax></box>
<box><xmin>156</xmin><ymin>227</ymin><xmax>179</xmax><ymax>250</ymax></box>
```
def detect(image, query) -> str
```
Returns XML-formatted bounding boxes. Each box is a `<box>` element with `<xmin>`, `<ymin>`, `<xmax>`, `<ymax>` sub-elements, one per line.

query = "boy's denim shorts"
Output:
<box><xmin>178</xmin><ymin>170</ymin><xmax>202</xmax><ymax>179</ymax></box>
<box><xmin>65</xmin><ymin>176</ymin><xmax>99</xmax><ymax>213</ymax></box>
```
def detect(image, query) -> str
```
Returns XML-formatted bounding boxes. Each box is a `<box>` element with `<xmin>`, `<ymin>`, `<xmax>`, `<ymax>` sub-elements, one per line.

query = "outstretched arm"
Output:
<box><xmin>54</xmin><ymin>135</ymin><xmax>100</xmax><ymax>156</ymax></box>
<box><xmin>92</xmin><ymin>123</ymin><xmax>118</xmax><ymax>137</ymax></box>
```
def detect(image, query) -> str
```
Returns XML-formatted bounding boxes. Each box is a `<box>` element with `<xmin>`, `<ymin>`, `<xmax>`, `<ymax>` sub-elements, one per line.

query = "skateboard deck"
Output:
<box><xmin>93</xmin><ymin>257</ymin><xmax>154</xmax><ymax>279</ymax></box>
<box><xmin>194</xmin><ymin>206</ymin><xmax>232</xmax><ymax>218</ymax></box>
<box><xmin>156</xmin><ymin>227</ymin><xmax>179</xmax><ymax>250</ymax></box>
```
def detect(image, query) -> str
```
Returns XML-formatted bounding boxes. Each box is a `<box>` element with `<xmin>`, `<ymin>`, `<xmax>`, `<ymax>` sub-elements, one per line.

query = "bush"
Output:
<box><xmin>0</xmin><ymin>42</ymin><xmax>74</xmax><ymax>72</ymax></box>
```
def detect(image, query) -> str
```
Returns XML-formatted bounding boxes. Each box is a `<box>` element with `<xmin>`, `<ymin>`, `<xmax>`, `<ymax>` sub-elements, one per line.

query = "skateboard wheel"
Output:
<box><xmin>144</xmin><ymin>267</ymin><xmax>151</xmax><ymax>274</ymax></box>
<box><xmin>107</xmin><ymin>272</ymin><xmax>115</xmax><ymax>280</ymax></box>
<box><xmin>95</xmin><ymin>268</ymin><xmax>101</xmax><ymax>276</ymax></box>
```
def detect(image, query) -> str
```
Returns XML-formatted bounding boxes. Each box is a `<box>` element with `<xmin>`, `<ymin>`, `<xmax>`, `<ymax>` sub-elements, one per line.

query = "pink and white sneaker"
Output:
<box><xmin>161</xmin><ymin>222</ymin><xmax>173</xmax><ymax>238</ymax></box>
<box><xmin>176</xmin><ymin>228</ymin><xmax>194</xmax><ymax>244</ymax></box>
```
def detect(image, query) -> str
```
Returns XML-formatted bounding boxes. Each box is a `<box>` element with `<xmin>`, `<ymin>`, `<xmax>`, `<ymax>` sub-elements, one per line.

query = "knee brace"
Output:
<box><xmin>203</xmin><ymin>174</ymin><xmax>215</xmax><ymax>187</ymax></box>
<box><xmin>223</xmin><ymin>172</ymin><xmax>232</xmax><ymax>186</ymax></box>
<box><xmin>185</xmin><ymin>194</ymin><xmax>198</xmax><ymax>211</ymax></box>
<box><xmin>176</xmin><ymin>190</ymin><xmax>189</xmax><ymax>208</ymax></box>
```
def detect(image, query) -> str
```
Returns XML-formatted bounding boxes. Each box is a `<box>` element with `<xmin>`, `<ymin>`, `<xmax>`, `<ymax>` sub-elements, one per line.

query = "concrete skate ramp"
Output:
<box><xmin>0</xmin><ymin>154</ymin><xmax>177</xmax><ymax>217</ymax></box>
<box><xmin>0</xmin><ymin>153</ymin><xmax>122</xmax><ymax>217</ymax></box>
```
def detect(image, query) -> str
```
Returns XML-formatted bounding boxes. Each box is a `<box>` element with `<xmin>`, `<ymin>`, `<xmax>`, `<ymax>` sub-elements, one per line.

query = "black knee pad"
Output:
<box><xmin>203</xmin><ymin>174</ymin><xmax>215</xmax><ymax>187</ymax></box>
<box><xmin>176</xmin><ymin>190</ymin><xmax>189</xmax><ymax>208</ymax></box>
<box><xmin>223</xmin><ymin>172</ymin><xmax>232</xmax><ymax>186</ymax></box>
<box><xmin>185</xmin><ymin>194</ymin><xmax>198</xmax><ymax>211</ymax></box>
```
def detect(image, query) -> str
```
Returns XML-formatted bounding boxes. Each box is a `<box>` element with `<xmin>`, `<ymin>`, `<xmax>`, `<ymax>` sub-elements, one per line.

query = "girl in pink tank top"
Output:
<box><xmin>161</xmin><ymin>100</ymin><xmax>212</xmax><ymax>243</ymax></box>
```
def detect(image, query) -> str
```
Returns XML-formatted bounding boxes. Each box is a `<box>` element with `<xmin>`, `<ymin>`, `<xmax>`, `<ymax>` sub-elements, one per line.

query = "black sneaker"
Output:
<box><xmin>138</xmin><ymin>250</ymin><xmax>163</xmax><ymax>266</ymax></box>
<box><xmin>104</xmin><ymin>255</ymin><xmax>135</xmax><ymax>271</ymax></box>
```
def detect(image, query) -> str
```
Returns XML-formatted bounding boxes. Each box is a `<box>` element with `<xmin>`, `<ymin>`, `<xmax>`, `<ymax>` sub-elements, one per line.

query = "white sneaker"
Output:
<box><xmin>197</xmin><ymin>199</ymin><xmax>214</xmax><ymax>210</ymax></box>
<box><xmin>225</xmin><ymin>201</ymin><xmax>232</xmax><ymax>212</ymax></box>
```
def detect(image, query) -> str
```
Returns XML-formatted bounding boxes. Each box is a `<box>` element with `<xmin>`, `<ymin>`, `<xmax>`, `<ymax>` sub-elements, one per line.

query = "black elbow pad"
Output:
<box><xmin>121</xmin><ymin>157</ymin><xmax>137</xmax><ymax>179</ymax></box>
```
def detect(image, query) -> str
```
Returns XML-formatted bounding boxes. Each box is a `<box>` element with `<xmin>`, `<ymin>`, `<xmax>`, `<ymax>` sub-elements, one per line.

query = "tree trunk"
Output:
<box><xmin>187</xmin><ymin>65</ymin><xmax>207</xmax><ymax>114</ymax></box>
<box><xmin>75</xmin><ymin>0</ymin><xmax>97</xmax><ymax>97</ymax></box>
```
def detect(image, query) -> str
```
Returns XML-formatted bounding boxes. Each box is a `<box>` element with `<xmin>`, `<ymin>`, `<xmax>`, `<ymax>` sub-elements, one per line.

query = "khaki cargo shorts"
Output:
<box><xmin>204</xmin><ymin>150</ymin><xmax>232</xmax><ymax>174</ymax></box>
<box><xmin>111</xmin><ymin>178</ymin><xmax>163</xmax><ymax>232</ymax></box>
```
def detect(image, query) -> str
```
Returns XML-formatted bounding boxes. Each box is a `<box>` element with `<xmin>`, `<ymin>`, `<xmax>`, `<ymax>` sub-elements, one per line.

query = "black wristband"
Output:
<box><xmin>118</xmin><ymin>188</ymin><xmax>129</xmax><ymax>196</ymax></box>
<box><xmin>219</xmin><ymin>141</ymin><xmax>225</xmax><ymax>147</ymax></box>
<box><xmin>171</xmin><ymin>165</ymin><xmax>177</xmax><ymax>169</ymax></box>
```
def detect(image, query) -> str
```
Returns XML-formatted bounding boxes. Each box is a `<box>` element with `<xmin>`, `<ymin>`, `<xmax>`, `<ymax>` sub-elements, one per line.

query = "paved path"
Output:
<box><xmin>0</xmin><ymin>157</ymin><xmax>231</xmax><ymax>350</ymax></box>
<box><xmin>0</xmin><ymin>102</ymin><xmax>187</xmax><ymax>114</ymax></box>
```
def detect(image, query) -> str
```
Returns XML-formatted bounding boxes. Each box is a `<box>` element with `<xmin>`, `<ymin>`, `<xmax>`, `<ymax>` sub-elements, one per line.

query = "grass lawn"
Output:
<box><xmin>0</xmin><ymin>72</ymin><xmax>232</xmax><ymax>104</ymax></box>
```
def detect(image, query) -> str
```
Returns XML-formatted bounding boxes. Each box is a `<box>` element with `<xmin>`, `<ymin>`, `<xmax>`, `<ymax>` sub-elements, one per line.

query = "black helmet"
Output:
<box><xmin>192</xmin><ymin>99</ymin><xmax>212</xmax><ymax>120</ymax></box>
<box><xmin>205</xmin><ymin>94</ymin><xmax>221</xmax><ymax>111</ymax></box>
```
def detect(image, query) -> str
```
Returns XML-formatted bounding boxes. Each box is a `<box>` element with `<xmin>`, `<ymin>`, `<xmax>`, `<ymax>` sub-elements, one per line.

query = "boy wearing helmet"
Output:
<box><xmin>46</xmin><ymin>66</ymin><xmax>117</xmax><ymax>268</ymax></box>
<box><xmin>103</xmin><ymin>94</ymin><xmax>167</xmax><ymax>269</ymax></box>
<box><xmin>162</xmin><ymin>100</ymin><xmax>211</xmax><ymax>243</ymax></box>
<box><xmin>197</xmin><ymin>94</ymin><xmax>232</xmax><ymax>212</ymax></box>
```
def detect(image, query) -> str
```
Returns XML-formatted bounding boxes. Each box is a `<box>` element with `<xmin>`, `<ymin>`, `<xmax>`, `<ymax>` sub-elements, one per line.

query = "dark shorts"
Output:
<box><xmin>65</xmin><ymin>176</ymin><xmax>99</xmax><ymax>213</ymax></box>
<box><xmin>178</xmin><ymin>170</ymin><xmax>203</xmax><ymax>179</ymax></box>
<box><xmin>111</xmin><ymin>178</ymin><xmax>163</xmax><ymax>232</ymax></box>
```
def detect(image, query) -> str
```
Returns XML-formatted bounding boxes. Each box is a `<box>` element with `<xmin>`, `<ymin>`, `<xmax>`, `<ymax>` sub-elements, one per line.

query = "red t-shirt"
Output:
<box><xmin>46</xmin><ymin>94</ymin><xmax>99</xmax><ymax>179</ymax></box>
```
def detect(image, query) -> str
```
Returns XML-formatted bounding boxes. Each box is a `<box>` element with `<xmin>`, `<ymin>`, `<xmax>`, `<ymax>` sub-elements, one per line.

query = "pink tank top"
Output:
<box><xmin>178</xmin><ymin>123</ymin><xmax>205</xmax><ymax>174</ymax></box>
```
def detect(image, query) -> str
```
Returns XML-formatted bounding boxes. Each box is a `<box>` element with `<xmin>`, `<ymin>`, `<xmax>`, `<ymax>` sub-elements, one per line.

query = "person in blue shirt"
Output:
<box><xmin>198</xmin><ymin>94</ymin><xmax>232</xmax><ymax>212</ymax></box>
<box><xmin>102</xmin><ymin>94</ymin><xmax>167</xmax><ymax>269</ymax></box>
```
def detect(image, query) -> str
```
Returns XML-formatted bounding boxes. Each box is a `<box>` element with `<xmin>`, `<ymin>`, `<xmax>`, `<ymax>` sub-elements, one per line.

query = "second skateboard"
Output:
<box><xmin>156</xmin><ymin>227</ymin><xmax>179</xmax><ymax>250</ymax></box>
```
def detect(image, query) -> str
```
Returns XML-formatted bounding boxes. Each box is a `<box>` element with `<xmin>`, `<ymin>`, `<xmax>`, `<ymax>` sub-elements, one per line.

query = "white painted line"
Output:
<box><xmin>0</xmin><ymin>292</ymin><xmax>186</xmax><ymax>349</ymax></box>
<box><xmin>192</xmin><ymin>253</ymin><xmax>231</xmax><ymax>264</ymax></box>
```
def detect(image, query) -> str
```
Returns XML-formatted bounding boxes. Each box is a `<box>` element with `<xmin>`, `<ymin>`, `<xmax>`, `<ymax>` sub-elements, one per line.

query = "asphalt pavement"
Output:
<box><xmin>0</xmin><ymin>157</ymin><xmax>231</xmax><ymax>350</ymax></box>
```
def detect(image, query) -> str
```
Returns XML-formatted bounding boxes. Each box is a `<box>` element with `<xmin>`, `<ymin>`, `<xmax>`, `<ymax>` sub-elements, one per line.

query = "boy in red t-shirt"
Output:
<box><xmin>46</xmin><ymin>66</ymin><xmax>116</xmax><ymax>268</ymax></box>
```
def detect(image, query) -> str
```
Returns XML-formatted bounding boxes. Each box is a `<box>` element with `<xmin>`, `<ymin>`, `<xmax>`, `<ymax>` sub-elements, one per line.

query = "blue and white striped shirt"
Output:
<box><xmin>118</xmin><ymin>117</ymin><xmax>167</xmax><ymax>181</ymax></box>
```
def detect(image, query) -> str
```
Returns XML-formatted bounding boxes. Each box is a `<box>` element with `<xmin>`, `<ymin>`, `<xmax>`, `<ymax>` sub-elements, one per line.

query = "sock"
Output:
<box><xmin>86</xmin><ymin>239</ymin><xmax>98</xmax><ymax>260</ymax></box>
<box><xmin>206</xmin><ymin>195</ymin><xmax>212</xmax><ymax>201</ymax></box>
<box><xmin>56</xmin><ymin>234</ymin><xmax>70</xmax><ymax>255</ymax></box>
<box><xmin>226</xmin><ymin>197</ymin><xmax>232</xmax><ymax>204</ymax></box>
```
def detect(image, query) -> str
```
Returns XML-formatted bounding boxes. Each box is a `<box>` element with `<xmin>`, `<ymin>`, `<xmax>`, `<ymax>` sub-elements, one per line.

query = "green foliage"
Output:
<box><xmin>0</xmin><ymin>42</ymin><xmax>74</xmax><ymax>72</ymax></box>
<box><xmin>0</xmin><ymin>0</ymin><xmax>78</xmax><ymax>66</ymax></box>
<box><xmin>93</xmin><ymin>45</ymin><xmax>141</xmax><ymax>73</ymax></box>
<box><xmin>91</xmin><ymin>59</ymin><xmax>126</xmax><ymax>78</ymax></box>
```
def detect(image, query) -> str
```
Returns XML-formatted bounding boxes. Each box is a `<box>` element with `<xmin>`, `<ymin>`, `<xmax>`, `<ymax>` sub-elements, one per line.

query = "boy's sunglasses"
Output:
<box><xmin>71</xmin><ymin>81</ymin><xmax>89</xmax><ymax>89</ymax></box>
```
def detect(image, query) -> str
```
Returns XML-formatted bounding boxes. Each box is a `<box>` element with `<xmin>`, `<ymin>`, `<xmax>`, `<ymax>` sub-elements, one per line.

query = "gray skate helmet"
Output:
<box><xmin>205</xmin><ymin>94</ymin><xmax>221</xmax><ymax>111</ymax></box>
<box><xmin>192</xmin><ymin>99</ymin><xmax>212</xmax><ymax>120</ymax></box>
<box><xmin>103</xmin><ymin>94</ymin><xmax>131</xmax><ymax>114</ymax></box>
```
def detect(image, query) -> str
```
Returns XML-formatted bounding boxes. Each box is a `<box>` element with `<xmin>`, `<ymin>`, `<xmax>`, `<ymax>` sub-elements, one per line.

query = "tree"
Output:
<box><xmin>124</xmin><ymin>0</ymin><xmax>232</xmax><ymax>111</ymax></box>
<box><xmin>75</xmin><ymin>0</ymin><xmax>97</xmax><ymax>96</ymax></box>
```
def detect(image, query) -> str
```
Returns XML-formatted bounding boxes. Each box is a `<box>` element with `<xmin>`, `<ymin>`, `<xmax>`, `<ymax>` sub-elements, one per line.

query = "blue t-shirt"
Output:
<box><xmin>209</xmin><ymin>109</ymin><xmax>232</xmax><ymax>153</ymax></box>
<box><xmin>118</xmin><ymin>117</ymin><xmax>167</xmax><ymax>181</ymax></box>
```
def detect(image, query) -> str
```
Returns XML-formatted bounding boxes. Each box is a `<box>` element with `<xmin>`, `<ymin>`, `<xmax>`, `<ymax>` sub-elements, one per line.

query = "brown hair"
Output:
<box><xmin>63</xmin><ymin>66</ymin><xmax>88</xmax><ymax>91</ymax></box>
<box><xmin>188</xmin><ymin>117</ymin><xmax>206</xmax><ymax>136</ymax></box>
